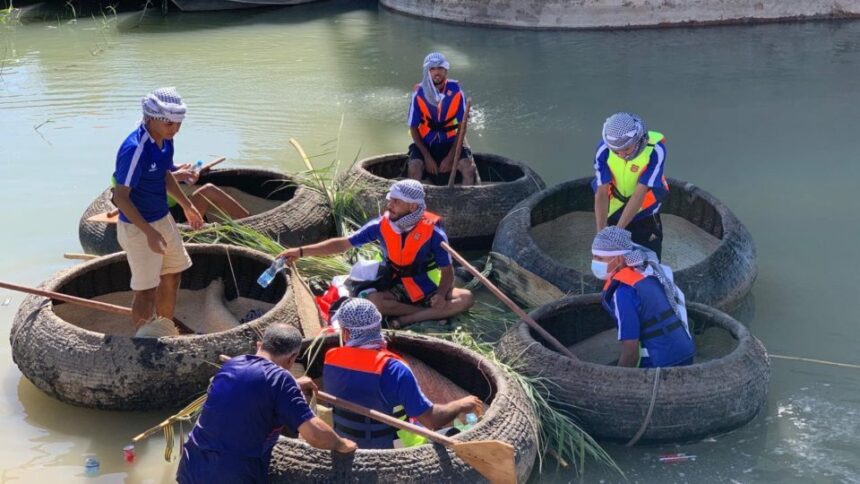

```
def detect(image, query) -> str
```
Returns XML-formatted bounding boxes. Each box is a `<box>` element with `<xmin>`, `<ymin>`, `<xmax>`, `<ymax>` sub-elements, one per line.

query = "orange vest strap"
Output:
<box><xmin>612</xmin><ymin>267</ymin><xmax>645</xmax><ymax>287</ymax></box>
<box><xmin>324</xmin><ymin>347</ymin><xmax>405</xmax><ymax>375</ymax></box>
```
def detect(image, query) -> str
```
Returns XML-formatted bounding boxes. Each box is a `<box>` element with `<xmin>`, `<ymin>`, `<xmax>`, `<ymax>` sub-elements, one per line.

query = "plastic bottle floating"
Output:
<box><xmin>84</xmin><ymin>456</ymin><xmax>100</xmax><ymax>476</ymax></box>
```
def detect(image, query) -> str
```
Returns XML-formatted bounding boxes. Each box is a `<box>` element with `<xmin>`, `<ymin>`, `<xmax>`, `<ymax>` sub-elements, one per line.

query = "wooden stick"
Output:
<box><xmin>0</xmin><ymin>280</ymin><xmax>195</xmax><ymax>334</ymax></box>
<box><xmin>200</xmin><ymin>156</ymin><xmax>226</xmax><ymax>173</ymax></box>
<box><xmin>440</xmin><ymin>242</ymin><xmax>578</xmax><ymax>360</ymax></box>
<box><xmin>316</xmin><ymin>390</ymin><xmax>516</xmax><ymax>484</ymax></box>
<box><xmin>63</xmin><ymin>252</ymin><xmax>99</xmax><ymax>261</ymax></box>
<box><xmin>0</xmin><ymin>280</ymin><xmax>132</xmax><ymax>316</ymax></box>
<box><xmin>447</xmin><ymin>98</ymin><xmax>472</xmax><ymax>187</ymax></box>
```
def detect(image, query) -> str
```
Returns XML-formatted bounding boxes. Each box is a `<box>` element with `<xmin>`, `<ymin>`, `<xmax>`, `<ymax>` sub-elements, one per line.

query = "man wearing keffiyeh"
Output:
<box><xmin>112</xmin><ymin>87</ymin><xmax>204</xmax><ymax>334</ymax></box>
<box><xmin>591</xmin><ymin>226</ymin><xmax>695</xmax><ymax>368</ymax></box>
<box><xmin>322</xmin><ymin>298</ymin><xmax>483</xmax><ymax>449</ymax></box>
<box><xmin>279</xmin><ymin>180</ymin><xmax>474</xmax><ymax>328</ymax></box>
<box><xmin>405</xmin><ymin>52</ymin><xmax>477</xmax><ymax>185</ymax></box>
<box><xmin>591</xmin><ymin>112</ymin><xmax>670</xmax><ymax>259</ymax></box>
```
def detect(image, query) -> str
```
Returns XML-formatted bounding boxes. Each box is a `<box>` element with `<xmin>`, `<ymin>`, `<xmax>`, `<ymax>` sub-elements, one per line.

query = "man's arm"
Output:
<box><xmin>410</xmin><ymin>127</ymin><xmax>437</xmax><ymax>175</ymax></box>
<box><xmin>165</xmin><ymin>171</ymin><xmax>203</xmax><ymax>229</ymax></box>
<box><xmin>415</xmin><ymin>396</ymin><xmax>483</xmax><ymax>430</ymax></box>
<box><xmin>430</xmin><ymin>265</ymin><xmax>454</xmax><ymax>308</ymax></box>
<box><xmin>278</xmin><ymin>237</ymin><xmax>353</xmax><ymax>263</ymax></box>
<box><xmin>113</xmin><ymin>185</ymin><xmax>166</xmax><ymax>254</ymax></box>
<box><xmin>594</xmin><ymin>188</ymin><xmax>610</xmax><ymax>232</ymax></box>
<box><xmin>618</xmin><ymin>340</ymin><xmax>640</xmax><ymax>367</ymax></box>
<box><xmin>298</xmin><ymin>417</ymin><xmax>357</xmax><ymax>453</ymax></box>
<box><xmin>615</xmin><ymin>183</ymin><xmax>649</xmax><ymax>230</ymax></box>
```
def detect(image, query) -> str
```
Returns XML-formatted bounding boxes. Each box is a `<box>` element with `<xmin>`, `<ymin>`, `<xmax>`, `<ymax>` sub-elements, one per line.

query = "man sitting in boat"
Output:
<box><xmin>279</xmin><ymin>179</ymin><xmax>474</xmax><ymax>328</ymax></box>
<box><xmin>177</xmin><ymin>324</ymin><xmax>356</xmax><ymax>483</ymax></box>
<box><xmin>323</xmin><ymin>298</ymin><xmax>483</xmax><ymax>449</ymax></box>
<box><xmin>406</xmin><ymin>52</ymin><xmax>477</xmax><ymax>185</ymax></box>
<box><xmin>111</xmin><ymin>87</ymin><xmax>204</xmax><ymax>333</ymax></box>
<box><xmin>592</xmin><ymin>112</ymin><xmax>669</xmax><ymax>259</ymax></box>
<box><xmin>591</xmin><ymin>226</ymin><xmax>695</xmax><ymax>368</ymax></box>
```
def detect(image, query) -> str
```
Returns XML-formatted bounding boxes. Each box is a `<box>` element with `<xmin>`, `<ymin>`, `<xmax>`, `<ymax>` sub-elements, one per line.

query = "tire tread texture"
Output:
<box><xmin>79</xmin><ymin>168</ymin><xmax>333</xmax><ymax>255</ymax></box>
<box><xmin>496</xmin><ymin>295</ymin><xmax>770</xmax><ymax>443</ymax></box>
<box><xmin>269</xmin><ymin>332</ymin><xmax>539</xmax><ymax>483</ymax></box>
<box><xmin>10</xmin><ymin>244</ymin><xmax>297</xmax><ymax>411</ymax></box>
<box><xmin>492</xmin><ymin>177</ymin><xmax>757</xmax><ymax>311</ymax></box>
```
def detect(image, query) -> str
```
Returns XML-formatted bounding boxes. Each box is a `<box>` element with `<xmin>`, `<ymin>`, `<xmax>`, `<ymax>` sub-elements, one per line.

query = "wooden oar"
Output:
<box><xmin>63</xmin><ymin>252</ymin><xmax>99</xmax><ymax>261</ymax></box>
<box><xmin>447</xmin><ymin>98</ymin><xmax>472</xmax><ymax>187</ymax></box>
<box><xmin>288</xmin><ymin>261</ymin><xmax>326</xmax><ymax>338</ymax></box>
<box><xmin>315</xmin><ymin>390</ymin><xmax>516</xmax><ymax>484</ymax></box>
<box><xmin>440</xmin><ymin>242</ymin><xmax>577</xmax><ymax>360</ymax></box>
<box><xmin>0</xmin><ymin>280</ymin><xmax>195</xmax><ymax>335</ymax></box>
<box><xmin>86</xmin><ymin>156</ymin><xmax>226</xmax><ymax>224</ymax></box>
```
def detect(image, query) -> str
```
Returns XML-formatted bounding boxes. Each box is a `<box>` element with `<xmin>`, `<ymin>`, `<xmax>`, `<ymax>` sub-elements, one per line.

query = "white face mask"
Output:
<box><xmin>591</xmin><ymin>260</ymin><xmax>611</xmax><ymax>280</ymax></box>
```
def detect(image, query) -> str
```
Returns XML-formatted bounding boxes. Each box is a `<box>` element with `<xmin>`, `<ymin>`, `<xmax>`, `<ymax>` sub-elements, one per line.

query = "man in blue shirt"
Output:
<box><xmin>323</xmin><ymin>298</ymin><xmax>483</xmax><ymax>449</ymax></box>
<box><xmin>177</xmin><ymin>324</ymin><xmax>356</xmax><ymax>484</ymax></box>
<box><xmin>590</xmin><ymin>226</ymin><xmax>694</xmax><ymax>368</ymax></box>
<box><xmin>279</xmin><ymin>180</ymin><xmax>474</xmax><ymax>328</ymax></box>
<box><xmin>592</xmin><ymin>112</ymin><xmax>669</xmax><ymax>259</ymax></box>
<box><xmin>112</xmin><ymin>87</ymin><xmax>204</xmax><ymax>334</ymax></box>
<box><xmin>406</xmin><ymin>52</ymin><xmax>477</xmax><ymax>185</ymax></box>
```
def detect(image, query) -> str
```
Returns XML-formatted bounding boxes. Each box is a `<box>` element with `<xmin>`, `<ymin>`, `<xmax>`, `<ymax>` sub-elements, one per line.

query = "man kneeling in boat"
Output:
<box><xmin>406</xmin><ymin>52</ymin><xmax>477</xmax><ymax>185</ymax></box>
<box><xmin>177</xmin><ymin>324</ymin><xmax>356</xmax><ymax>484</ymax></box>
<box><xmin>112</xmin><ymin>87</ymin><xmax>204</xmax><ymax>334</ymax></box>
<box><xmin>279</xmin><ymin>179</ymin><xmax>474</xmax><ymax>328</ymax></box>
<box><xmin>324</xmin><ymin>298</ymin><xmax>483</xmax><ymax>449</ymax></box>
<box><xmin>591</xmin><ymin>226</ymin><xmax>695</xmax><ymax>368</ymax></box>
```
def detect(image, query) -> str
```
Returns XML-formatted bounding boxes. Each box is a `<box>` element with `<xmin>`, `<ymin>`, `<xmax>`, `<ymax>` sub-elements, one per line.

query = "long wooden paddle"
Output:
<box><xmin>287</xmin><ymin>261</ymin><xmax>327</xmax><ymax>338</ymax></box>
<box><xmin>315</xmin><ymin>390</ymin><xmax>516</xmax><ymax>484</ymax></box>
<box><xmin>86</xmin><ymin>156</ymin><xmax>227</xmax><ymax>224</ymax></box>
<box><xmin>0</xmin><ymin>280</ymin><xmax>195</xmax><ymax>335</ymax></box>
<box><xmin>447</xmin><ymin>98</ymin><xmax>472</xmax><ymax>187</ymax></box>
<box><xmin>440</xmin><ymin>242</ymin><xmax>577</xmax><ymax>360</ymax></box>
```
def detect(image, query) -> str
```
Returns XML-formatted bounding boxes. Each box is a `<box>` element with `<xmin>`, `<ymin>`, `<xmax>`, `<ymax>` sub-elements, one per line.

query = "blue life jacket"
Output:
<box><xmin>602</xmin><ymin>267</ymin><xmax>694</xmax><ymax>368</ymax></box>
<box><xmin>323</xmin><ymin>347</ymin><xmax>408</xmax><ymax>449</ymax></box>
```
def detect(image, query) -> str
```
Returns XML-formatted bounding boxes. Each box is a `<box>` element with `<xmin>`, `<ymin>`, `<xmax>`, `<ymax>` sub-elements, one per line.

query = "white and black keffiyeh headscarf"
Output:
<box><xmin>592</xmin><ymin>226</ymin><xmax>684</xmax><ymax>320</ymax></box>
<box><xmin>142</xmin><ymin>87</ymin><xmax>187</xmax><ymax>123</ymax></box>
<box><xmin>602</xmin><ymin>112</ymin><xmax>647</xmax><ymax>160</ymax></box>
<box><xmin>420</xmin><ymin>52</ymin><xmax>450</xmax><ymax>107</ymax></box>
<box><xmin>332</xmin><ymin>298</ymin><xmax>384</xmax><ymax>349</ymax></box>
<box><xmin>386</xmin><ymin>179</ymin><xmax>426</xmax><ymax>232</ymax></box>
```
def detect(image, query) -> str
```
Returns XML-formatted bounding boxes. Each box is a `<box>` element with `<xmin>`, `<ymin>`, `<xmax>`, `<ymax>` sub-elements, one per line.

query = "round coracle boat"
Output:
<box><xmin>492</xmin><ymin>177</ymin><xmax>757</xmax><ymax>311</ymax></box>
<box><xmin>10</xmin><ymin>244</ymin><xmax>299</xmax><ymax>411</ymax></box>
<box><xmin>79</xmin><ymin>167</ymin><xmax>333</xmax><ymax>255</ymax></box>
<box><xmin>340</xmin><ymin>153</ymin><xmax>545</xmax><ymax>250</ymax></box>
<box><xmin>269</xmin><ymin>332</ymin><xmax>539</xmax><ymax>483</ymax></box>
<box><xmin>496</xmin><ymin>295</ymin><xmax>770</xmax><ymax>443</ymax></box>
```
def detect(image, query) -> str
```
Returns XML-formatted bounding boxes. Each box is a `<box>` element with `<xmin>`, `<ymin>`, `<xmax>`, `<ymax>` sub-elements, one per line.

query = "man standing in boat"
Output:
<box><xmin>278</xmin><ymin>179</ymin><xmax>474</xmax><ymax>328</ymax></box>
<box><xmin>592</xmin><ymin>112</ymin><xmax>669</xmax><ymax>259</ymax></box>
<box><xmin>323</xmin><ymin>298</ymin><xmax>483</xmax><ymax>449</ymax></box>
<box><xmin>406</xmin><ymin>52</ymin><xmax>478</xmax><ymax>185</ymax></box>
<box><xmin>111</xmin><ymin>87</ymin><xmax>204</xmax><ymax>334</ymax></box>
<box><xmin>177</xmin><ymin>324</ymin><xmax>356</xmax><ymax>483</ymax></box>
<box><xmin>590</xmin><ymin>226</ymin><xmax>695</xmax><ymax>368</ymax></box>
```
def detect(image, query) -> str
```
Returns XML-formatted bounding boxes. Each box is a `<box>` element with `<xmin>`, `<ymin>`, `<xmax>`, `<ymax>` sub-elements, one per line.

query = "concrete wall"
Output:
<box><xmin>378</xmin><ymin>0</ymin><xmax>860</xmax><ymax>29</ymax></box>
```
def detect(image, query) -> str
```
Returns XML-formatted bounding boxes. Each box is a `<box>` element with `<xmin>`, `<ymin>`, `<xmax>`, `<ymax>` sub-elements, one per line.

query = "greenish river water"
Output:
<box><xmin>2</xmin><ymin>1</ymin><xmax>860</xmax><ymax>482</ymax></box>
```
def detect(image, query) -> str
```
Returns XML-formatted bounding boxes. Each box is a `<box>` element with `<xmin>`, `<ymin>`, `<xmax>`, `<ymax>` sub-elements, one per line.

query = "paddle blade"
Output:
<box><xmin>453</xmin><ymin>440</ymin><xmax>517</xmax><ymax>484</ymax></box>
<box><xmin>289</xmin><ymin>263</ymin><xmax>324</xmax><ymax>338</ymax></box>
<box><xmin>87</xmin><ymin>211</ymin><xmax>118</xmax><ymax>224</ymax></box>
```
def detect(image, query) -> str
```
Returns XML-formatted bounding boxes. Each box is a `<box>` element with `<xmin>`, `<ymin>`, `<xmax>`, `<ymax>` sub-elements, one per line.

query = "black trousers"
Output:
<box><xmin>617</xmin><ymin>214</ymin><xmax>663</xmax><ymax>261</ymax></box>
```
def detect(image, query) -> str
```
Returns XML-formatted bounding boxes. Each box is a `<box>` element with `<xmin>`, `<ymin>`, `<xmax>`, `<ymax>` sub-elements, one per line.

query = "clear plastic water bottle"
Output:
<box><xmin>84</xmin><ymin>456</ymin><xmax>100</xmax><ymax>476</ymax></box>
<box><xmin>192</xmin><ymin>159</ymin><xmax>204</xmax><ymax>174</ymax></box>
<box><xmin>257</xmin><ymin>257</ymin><xmax>285</xmax><ymax>288</ymax></box>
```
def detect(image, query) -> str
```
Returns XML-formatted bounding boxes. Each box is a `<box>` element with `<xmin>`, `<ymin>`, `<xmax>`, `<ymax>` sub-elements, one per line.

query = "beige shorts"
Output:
<box><xmin>117</xmin><ymin>214</ymin><xmax>192</xmax><ymax>291</ymax></box>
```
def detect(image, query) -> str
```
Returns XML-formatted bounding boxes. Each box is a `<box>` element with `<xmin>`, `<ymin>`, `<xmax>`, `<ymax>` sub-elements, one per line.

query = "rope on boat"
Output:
<box><xmin>625</xmin><ymin>366</ymin><xmax>661</xmax><ymax>447</ymax></box>
<box><xmin>770</xmin><ymin>354</ymin><xmax>860</xmax><ymax>370</ymax></box>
